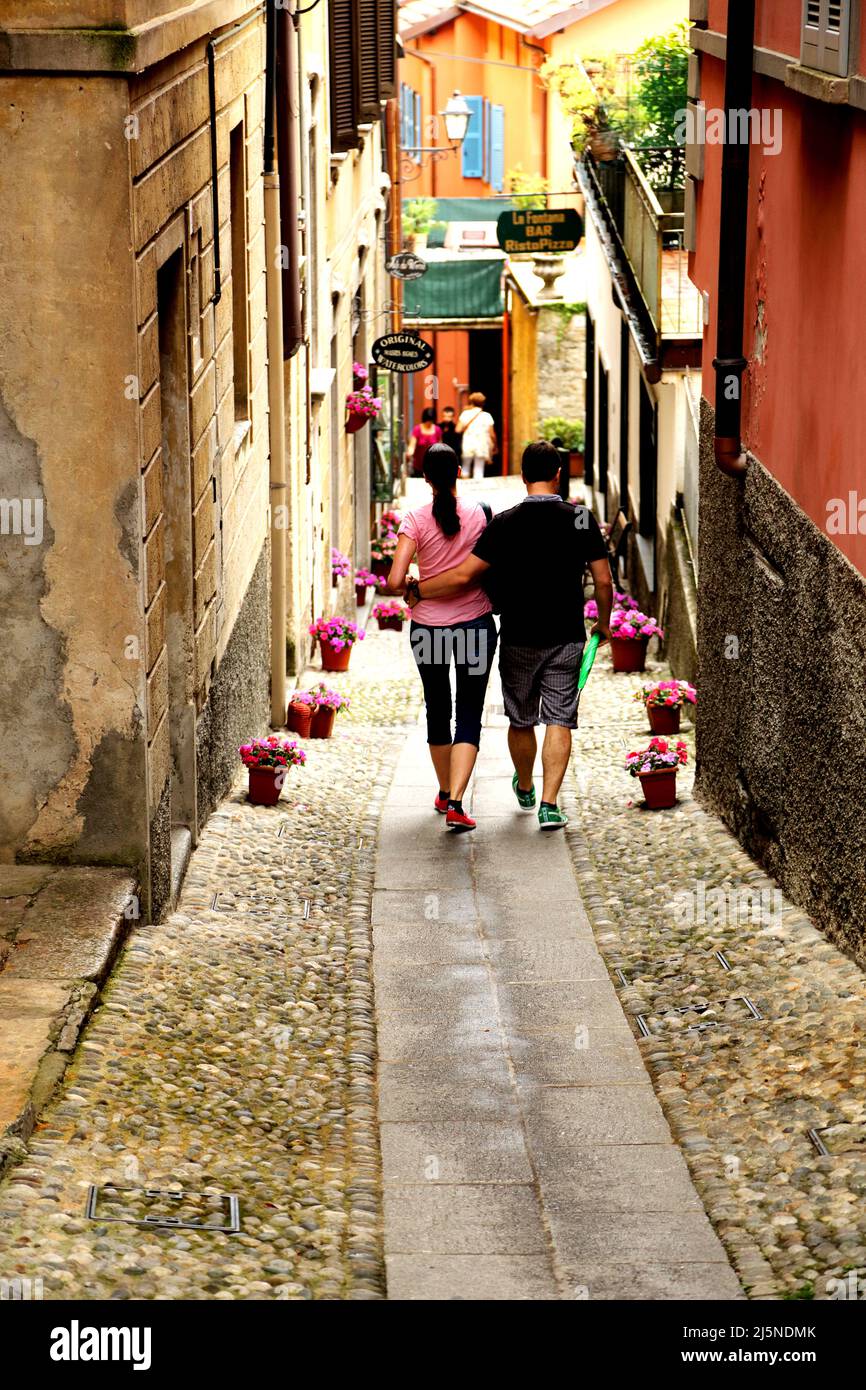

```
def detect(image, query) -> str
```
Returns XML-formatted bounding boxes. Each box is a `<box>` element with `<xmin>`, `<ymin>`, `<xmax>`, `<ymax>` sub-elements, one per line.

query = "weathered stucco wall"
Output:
<box><xmin>696</xmin><ymin>397</ymin><xmax>866</xmax><ymax>965</ymax></box>
<box><xmin>0</xmin><ymin>75</ymin><xmax>145</xmax><ymax>867</ymax></box>
<box><xmin>536</xmin><ymin>307</ymin><xmax>585</xmax><ymax>428</ymax></box>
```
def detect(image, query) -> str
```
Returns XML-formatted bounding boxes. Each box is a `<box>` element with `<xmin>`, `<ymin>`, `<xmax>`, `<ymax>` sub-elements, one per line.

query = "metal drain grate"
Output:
<box><xmin>715</xmin><ymin>950</ymin><xmax>732</xmax><ymax>972</ymax></box>
<box><xmin>85</xmin><ymin>1184</ymin><xmax>241</xmax><ymax>1233</ymax></box>
<box><xmin>811</xmin><ymin>1120</ymin><xmax>866</xmax><ymax>1156</ymax></box>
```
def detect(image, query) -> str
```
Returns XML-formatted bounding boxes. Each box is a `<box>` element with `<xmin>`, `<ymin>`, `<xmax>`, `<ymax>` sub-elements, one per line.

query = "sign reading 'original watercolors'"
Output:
<box><xmin>496</xmin><ymin>208</ymin><xmax>583</xmax><ymax>255</ymax></box>
<box><xmin>385</xmin><ymin>252</ymin><xmax>428</xmax><ymax>280</ymax></box>
<box><xmin>371</xmin><ymin>333</ymin><xmax>435</xmax><ymax>374</ymax></box>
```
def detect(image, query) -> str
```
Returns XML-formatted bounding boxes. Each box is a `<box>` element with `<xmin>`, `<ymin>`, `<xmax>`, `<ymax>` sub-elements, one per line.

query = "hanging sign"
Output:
<box><xmin>371</xmin><ymin>333</ymin><xmax>434</xmax><ymax>374</ymax></box>
<box><xmin>385</xmin><ymin>251</ymin><xmax>428</xmax><ymax>281</ymax></box>
<box><xmin>496</xmin><ymin>208</ymin><xmax>583</xmax><ymax>255</ymax></box>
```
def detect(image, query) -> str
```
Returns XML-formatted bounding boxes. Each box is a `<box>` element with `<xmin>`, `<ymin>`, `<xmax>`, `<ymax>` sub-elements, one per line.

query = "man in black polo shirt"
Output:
<box><xmin>407</xmin><ymin>441</ymin><xmax>613</xmax><ymax>830</ymax></box>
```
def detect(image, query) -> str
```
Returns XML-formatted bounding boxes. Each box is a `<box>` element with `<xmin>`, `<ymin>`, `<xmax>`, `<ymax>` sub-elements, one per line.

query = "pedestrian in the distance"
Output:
<box><xmin>406</xmin><ymin>407</ymin><xmax>441</xmax><ymax>477</ymax></box>
<box><xmin>385</xmin><ymin>443</ymin><xmax>497</xmax><ymax>833</ymax></box>
<box><xmin>406</xmin><ymin>440</ymin><xmax>613</xmax><ymax>830</ymax></box>
<box><xmin>456</xmin><ymin>392</ymin><xmax>496</xmax><ymax>480</ymax></box>
<box><xmin>438</xmin><ymin>404</ymin><xmax>461</xmax><ymax>457</ymax></box>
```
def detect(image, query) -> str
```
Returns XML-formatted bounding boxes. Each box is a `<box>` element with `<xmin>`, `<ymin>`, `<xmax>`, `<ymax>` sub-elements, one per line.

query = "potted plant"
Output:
<box><xmin>539</xmin><ymin>417</ymin><xmax>585</xmax><ymax>478</ymax></box>
<box><xmin>370</xmin><ymin>532</ymin><xmax>397</xmax><ymax>578</ymax></box>
<box><xmin>331</xmin><ymin>547</ymin><xmax>351</xmax><ymax>588</ymax></box>
<box><xmin>308</xmin><ymin>684</ymin><xmax>350</xmax><ymax>740</ymax></box>
<box><xmin>609</xmin><ymin>607</ymin><xmax>663</xmax><ymax>673</ymax></box>
<box><xmin>379</xmin><ymin>509</ymin><xmax>402</xmax><ymax>537</ymax></box>
<box><xmin>634</xmin><ymin>679</ymin><xmax>696</xmax><ymax>735</ymax></box>
<box><xmin>285</xmin><ymin>689</ymin><xmax>317</xmax><ymax>738</ymax></box>
<box><xmin>354</xmin><ymin>566</ymin><xmax>383</xmax><ymax>606</ymax></box>
<box><xmin>373</xmin><ymin>599</ymin><xmax>410</xmax><ymax>633</ymax></box>
<box><xmin>239</xmin><ymin>735</ymin><xmax>306</xmax><ymax>806</ymax></box>
<box><xmin>345</xmin><ymin>385</ymin><xmax>382</xmax><ymax>435</ymax></box>
<box><xmin>309</xmin><ymin>616</ymin><xmax>365</xmax><ymax>672</ymax></box>
<box><xmin>402</xmin><ymin>198</ymin><xmax>443</xmax><ymax>253</ymax></box>
<box><xmin>541</xmin><ymin>57</ymin><xmax>623</xmax><ymax>163</ymax></box>
<box><xmin>625</xmin><ymin>737</ymin><xmax>687</xmax><ymax>810</ymax></box>
<box><xmin>352</xmin><ymin>361</ymin><xmax>369</xmax><ymax>388</ymax></box>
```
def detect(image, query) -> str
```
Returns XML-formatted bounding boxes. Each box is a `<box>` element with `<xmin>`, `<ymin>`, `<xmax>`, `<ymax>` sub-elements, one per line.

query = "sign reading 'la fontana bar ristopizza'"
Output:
<box><xmin>496</xmin><ymin>208</ymin><xmax>583</xmax><ymax>255</ymax></box>
<box><xmin>371</xmin><ymin>333</ymin><xmax>435</xmax><ymax>374</ymax></box>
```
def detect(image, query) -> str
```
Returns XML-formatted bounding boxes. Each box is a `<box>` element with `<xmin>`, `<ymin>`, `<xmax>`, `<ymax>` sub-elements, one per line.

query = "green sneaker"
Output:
<box><xmin>512</xmin><ymin>773</ymin><xmax>536</xmax><ymax>810</ymax></box>
<box><xmin>538</xmin><ymin>803</ymin><xmax>568</xmax><ymax>831</ymax></box>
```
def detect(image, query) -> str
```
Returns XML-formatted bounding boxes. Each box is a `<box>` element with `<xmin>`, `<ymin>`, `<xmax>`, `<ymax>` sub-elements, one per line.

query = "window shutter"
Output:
<box><xmin>358</xmin><ymin>0</ymin><xmax>380</xmax><ymax>120</ymax></box>
<box><xmin>329</xmin><ymin>0</ymin><xmax>360</xmax><ymax>151</ymax></box>
<box><xmin>801</xmin><ymin>0</ymin><xmax>850</xmax><ymax>76</ymax></box>
<box><xmin>483</xmin><ymin>98</ymin><xmax>491</xmax><ymax>184</ymax></box>
<box><xmin>490</xmin><ymin>104</ymin><xmax>505</xmax><ymax>192</ymax></box>
<box><xmin>415</xmin><ymin>91</ymin><xmax>422</xmax><ymax>158</ymax></box>
<box><xmin>461</xmin><ymin>95</ymin><xmax>484</xmax><ymax>178</ymax></box>
<box><xmin>377</xmin><ymin>0</ymin><xmax>398</xmax><ymax>99</ymax></box>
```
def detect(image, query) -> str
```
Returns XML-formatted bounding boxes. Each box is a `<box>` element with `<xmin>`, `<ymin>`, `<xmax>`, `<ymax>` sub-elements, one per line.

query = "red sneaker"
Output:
<box><xmin>434</xmin><ymin>793</ymin><xmax>450</xmax><ymax>814</ymax></box>
<box><xmin>446</xmin><ymin>807</ymin><xmax>476</xmax><ymax>833</ymax></box>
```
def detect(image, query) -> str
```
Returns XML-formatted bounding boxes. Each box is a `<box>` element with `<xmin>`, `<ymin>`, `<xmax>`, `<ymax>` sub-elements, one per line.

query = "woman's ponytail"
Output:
<box><xmin>424</xmin><ymin>443</ymin><xmax>461</xmax><ymax>537</ymax></box>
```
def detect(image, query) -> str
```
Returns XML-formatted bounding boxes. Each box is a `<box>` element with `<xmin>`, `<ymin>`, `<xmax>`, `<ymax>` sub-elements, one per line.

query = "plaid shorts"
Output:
<box><xmin>499</xmin><ymin>641</ymin><xmax>584</xmax><ymax>729</ymax></box>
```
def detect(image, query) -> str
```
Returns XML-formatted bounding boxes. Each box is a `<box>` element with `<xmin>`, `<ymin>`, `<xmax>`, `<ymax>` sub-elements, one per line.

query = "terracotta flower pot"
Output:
<box><xmin>285</xmin><ymin>701</ymin><xmax>313</xmax><ymax>738</ymax></box>
<box><xmin>610</xmin><ymin>635</ymin><xmax>649</xmax><ymax>673</ymax></box>
<box><xmin>377</xmin><ymin>616</ymin><xmax>405</xmax><ymax>632</ymax></box>
<box><xmin>648</xmin><ymin>703</ymin><xmax>681</xmax><ymax>735</ymax></box>
<box><xmin>320</xmin><ymin>638</ymin><xmax>352</xmax><ymax>672</ymax></box>
<box><xmin>310</xmin><ymin>706</ymin><xmax>336</xmax><ymax>739</ymax></box>
<box><xmin>569</xmin><ymin>449</ymin><xmax>584</xmax><ymax>479</ymax></box>
<box><xmin>356</xmin><ymin>583</ymin><xmax>367</xmax><ymax>606</ymax></box>
<box><xmin>638</xmin><ymin>768</ymin><xmax>678</xmax><ymax>810</ymax></box>
<box><xmin>346</xmin><ymin>410</ymin><xmax>369</xmax><ymax>435</ymax></box>
<box><xmin>248</xmin><ymin>768</ymin><xmax>285</xmax><ymax>806</ymax></box>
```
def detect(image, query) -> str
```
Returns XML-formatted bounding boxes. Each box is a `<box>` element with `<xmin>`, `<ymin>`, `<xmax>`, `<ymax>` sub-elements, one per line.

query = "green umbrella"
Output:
<box><xmin>578</xmin><ymin>633</ymin><xmax>601</xmax><ymax>692</ymax></box>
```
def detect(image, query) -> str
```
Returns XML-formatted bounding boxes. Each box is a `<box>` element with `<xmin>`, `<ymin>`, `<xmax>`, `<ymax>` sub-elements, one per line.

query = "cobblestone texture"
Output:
<box><xmin>0</xmin><ymin>626</ymin><xmax>421</xmax><ymax>1301</ymax></box>
<box><xmin>564</xmin><ymin>647</ymin><xmax>866</xmax><ymax>1301</ymax></box>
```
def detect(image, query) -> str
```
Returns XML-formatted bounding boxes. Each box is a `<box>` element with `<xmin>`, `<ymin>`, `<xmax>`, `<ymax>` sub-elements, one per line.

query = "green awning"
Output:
<box><xmin>420</xmin><ymin>196</ymin><xmax>517</xmax><ymax>246</ymax></box>
<box><xmin>402</xmin><ymin>256</ymin><xmax>504</xmax><ymax>321</ymax></box>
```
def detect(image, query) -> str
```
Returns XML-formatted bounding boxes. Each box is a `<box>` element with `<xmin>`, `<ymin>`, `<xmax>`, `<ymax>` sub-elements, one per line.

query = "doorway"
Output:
<box><xmin>468</xmin><ymin>329</ymin><xmax>502</xmax><ymax>475</ymax></box>
<box><xmin>157</xmin><ymin>248</ymin><xmax>197</xmax><ymax>883</ymax></box>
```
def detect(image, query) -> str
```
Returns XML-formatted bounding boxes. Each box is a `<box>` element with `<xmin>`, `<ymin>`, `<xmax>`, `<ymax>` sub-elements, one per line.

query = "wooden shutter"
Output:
<box><xmin>801</xmin><ymin>0</ymin><xmax>850</xmax><ymax>76</ymax></box>
<box><xmin>490</xmin><ymin>104</ymin><xmax>505</xmax><ymax>192</ymax></box>
<box><xmin>358</xmin><ymin>0</ymin><xmax>380</xmax><ymax>120</ymax></box>
<box><xmin>378</xmin><ymin>0</ymin><xmax>398</xmax><ymax>99</ymax></box>
<box><xmin>329</xmin><ymin>0</ymin><xmax>360</xmax><ymax>151</ymax></box>
<box><xmin>461</xmin><ymin>95</ymin><xmax>483</xmax><ymax>178</ymax></box>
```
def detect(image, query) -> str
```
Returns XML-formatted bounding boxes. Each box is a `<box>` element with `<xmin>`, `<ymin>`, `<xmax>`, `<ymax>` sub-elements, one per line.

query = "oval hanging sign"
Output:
<box><xmin>385</xmin><ymin>252</ymin><xmax>428</xmax><ymax>281</ymax></box>
<box><xmin>371</xmin><ymin>333</ymin><xmax>434</xmax><ymax>374</ymax></box>
<box><xmin>496</xmin><ymin>207</ymin><xmax>583</xmax><ymax>255</ymax></box>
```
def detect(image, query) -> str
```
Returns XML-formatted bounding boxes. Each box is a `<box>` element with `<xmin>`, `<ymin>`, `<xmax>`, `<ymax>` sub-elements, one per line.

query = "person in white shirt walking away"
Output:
<box><xmin>456</xmin><ymin>392</ymin><xmax>496</xmax><ymax>480</ymax></box>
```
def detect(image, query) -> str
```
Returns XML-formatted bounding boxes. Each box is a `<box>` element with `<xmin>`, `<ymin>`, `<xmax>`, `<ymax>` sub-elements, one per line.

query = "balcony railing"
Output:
<box><xmin>584</xmin><ymin>146</ymin><xmax>702</xmax><ymax>340</ymax></box>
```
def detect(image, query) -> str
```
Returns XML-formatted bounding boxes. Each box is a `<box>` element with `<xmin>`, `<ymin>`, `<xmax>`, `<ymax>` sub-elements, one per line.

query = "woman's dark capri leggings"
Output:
<box><xmin>410</xmin><ymin>613</ymin><xmax>498</xmax><ymax>748</ymax></box>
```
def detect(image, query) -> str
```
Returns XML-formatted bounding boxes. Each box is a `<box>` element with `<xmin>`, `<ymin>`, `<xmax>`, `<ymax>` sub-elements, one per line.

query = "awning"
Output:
<box><xmin>421</xmin><ymin>197</ymin><xmax>517</xmax><ymax>247</ymax></box>
<box><xmin>402</xmin><ymin>254</ymin><xmax>504</xmax><ymax>321</ymax></box>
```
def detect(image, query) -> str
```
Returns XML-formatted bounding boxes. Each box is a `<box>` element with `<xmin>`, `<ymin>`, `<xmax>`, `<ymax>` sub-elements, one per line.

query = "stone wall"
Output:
<box><xmin>695</xmin><ymin>396</ymin><xmax>866</xmax><ymax>965</ymax></box>
<box><xmin>536</xmin><ymin>307</ymin><xmax>585</xmax><ymax>428</ymax></box>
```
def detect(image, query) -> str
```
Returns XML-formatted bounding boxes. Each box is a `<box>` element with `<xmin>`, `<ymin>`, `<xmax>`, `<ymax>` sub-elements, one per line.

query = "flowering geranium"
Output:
<box><xmin>352</xmin><ymin>362</ymin><xmax>369</xmax><ymax>382</ymax></box>
<box><xmin>309</xmin><ymin>617</ymin><xmax>366</xmax><ymax>651</ymax></box>
<box><xmin>239</xmin><ymin>736</ymin><xmax>307</xmax><ymax>771</ymax></box>
<box><xmin>288</xmin><ymin>690</ymin><xmax>317</xmax><ymax>708</ymax></box>
<box><xmin>355</xmin><ymin>566</ymin><xmax>384</xmax><ymax>589</ymax></box>
<box><xmin>346</xmin><ymin>385</ymin><xmax>382</xmax><ymax>419</ymax></box>
<box><xmin>625</xmin><ymin>737</ymin><xmax>688</xmax><ymax>777</ymax></box>
<box><xmin>310</xmin><ymin>683</ymin><xmax>350</xmax><ymax>712</ymax></box>
<box><xmin>584</xmin><ymin>598</ymin><xmax>598</xmax><ymax>620</ymax></box>
<box><xmin>380</xmin><ymin>510</ymin><xmax>402</xmax><ymax>536</ymax></box>
<box><xmin>610</xmin><ymin>608</ymin><xmax>664</xmax><ymax>641</ymax></box>
<box><xmin>634</xmin><ymin>680</ymin><xmax>696</xmax><ymax>710</ymax></box>
<box><xmin>614</xmin><ymin>590</ymin><xmax>640</xmax><ymax>611</ymax></box>
<box><xmin>331</xmin><ymin>547</ymin><xmax>351</xmax><ymax>579</ymax></box>
<box><xmin>373</xmin><ymin>600</ymin><xmax>410</xmax><ymax>623</ymax></box>
<box><xmin>370</xmin><ymin>533</ymin><xmax>398</xmax><ymax>563</ymax></box>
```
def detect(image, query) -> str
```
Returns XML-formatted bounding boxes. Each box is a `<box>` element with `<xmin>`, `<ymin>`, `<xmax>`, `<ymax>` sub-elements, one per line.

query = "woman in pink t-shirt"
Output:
<box><xmin>386</xmin><ymin>443</ymin><xmax>497</xmax><ymax>832</ymax></box>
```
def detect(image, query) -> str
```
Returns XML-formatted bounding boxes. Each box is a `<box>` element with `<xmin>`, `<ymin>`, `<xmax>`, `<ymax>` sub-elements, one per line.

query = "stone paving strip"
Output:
<box><xmin>564</xmin><ymin>648</ymin><xmax>866</xmax><ymax>1300</ymax></box>
<box><xmin>0</xmin><ymin>866</ymin><xmax>134</xmax><ymax>1163</ymax></box>
<box><xmin>0</xmin><ymin>626</ymin><xmax>421</xmax><ymax>1301</ymax></box>
<box><xmin>374</xmin><ymin>669</ymin><xmax>742</xmax><ymax>1301</ymax></box>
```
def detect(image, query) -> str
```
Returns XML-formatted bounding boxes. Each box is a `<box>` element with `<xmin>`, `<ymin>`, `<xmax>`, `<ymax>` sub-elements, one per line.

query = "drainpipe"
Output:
<box><xmin>712</xmin><ymin>0</ymin><xmax>756</xmax><ymax>479</ymax></box>
<box><xmin>264</xmin><ymin>0</ymin><xmax>287</xmax><ymax>724</ymax></box>
<box><xmin>278</xmin><ymin>1</ymin><xmax>303</xmax><ymax>356</ymax></box>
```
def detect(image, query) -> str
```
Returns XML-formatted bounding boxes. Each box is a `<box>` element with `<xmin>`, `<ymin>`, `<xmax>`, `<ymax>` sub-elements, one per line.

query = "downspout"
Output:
<box><xmin>712</xmin><ymin>0</ymin><xmax>756</xmax><ymax>479</ymax></box>
<box><xmin>264</xmin><ymin>0</ymin><xmax>287</xmax><ymax>724</ymax></box>
<box><xmin>277</xmin><ymin>2</ymin><xmax>303</xmax><ymax>356</ymax></box>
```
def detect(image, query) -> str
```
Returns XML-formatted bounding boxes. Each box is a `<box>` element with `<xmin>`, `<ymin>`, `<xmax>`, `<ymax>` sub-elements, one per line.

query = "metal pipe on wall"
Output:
<box><xmin>264</xmin><ymin>0</ymin><xmax>287</xmax><ymax>724</ymax></box>
<box><xmin>277</xmin><ymin>1</ymin><xmax>303</xmax><ymax>358</ymax></box>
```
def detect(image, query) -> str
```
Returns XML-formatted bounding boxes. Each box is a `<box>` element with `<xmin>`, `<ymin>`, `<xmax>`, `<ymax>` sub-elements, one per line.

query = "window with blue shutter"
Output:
<box><xmin>461</xmin><ymin>95</ymin><xmax>484</xmax><ymax>178</ymax></box>
<box><xmin>414</xmin><ymin>91</ymin><xmax>422</xmax><ymax>161</ymax></box>
<box><xmin>483</xmin><ymin>98</ymin><xmax>491</xmax><ymax>184</ymax></box>
<box><xmin>490</xmin><ymin>104</ymin><xmax>505</xmax><ymax>192</ymax></box>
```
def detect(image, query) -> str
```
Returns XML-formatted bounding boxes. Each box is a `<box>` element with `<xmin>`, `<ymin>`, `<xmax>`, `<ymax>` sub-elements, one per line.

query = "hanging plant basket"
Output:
<box><xmin>346</xmin><ymin>410</ymin><xmax>369</xmax><ymax>435</ymax></box>
<box><xmin>610</xmin><ymin>635</ymin><xmax>649</xmax><ymax>673</ymax></box>
<box><xmin>637</xmin><ymin>768</ymin><xmax>678</xmax><ymax>811</ymax></box>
